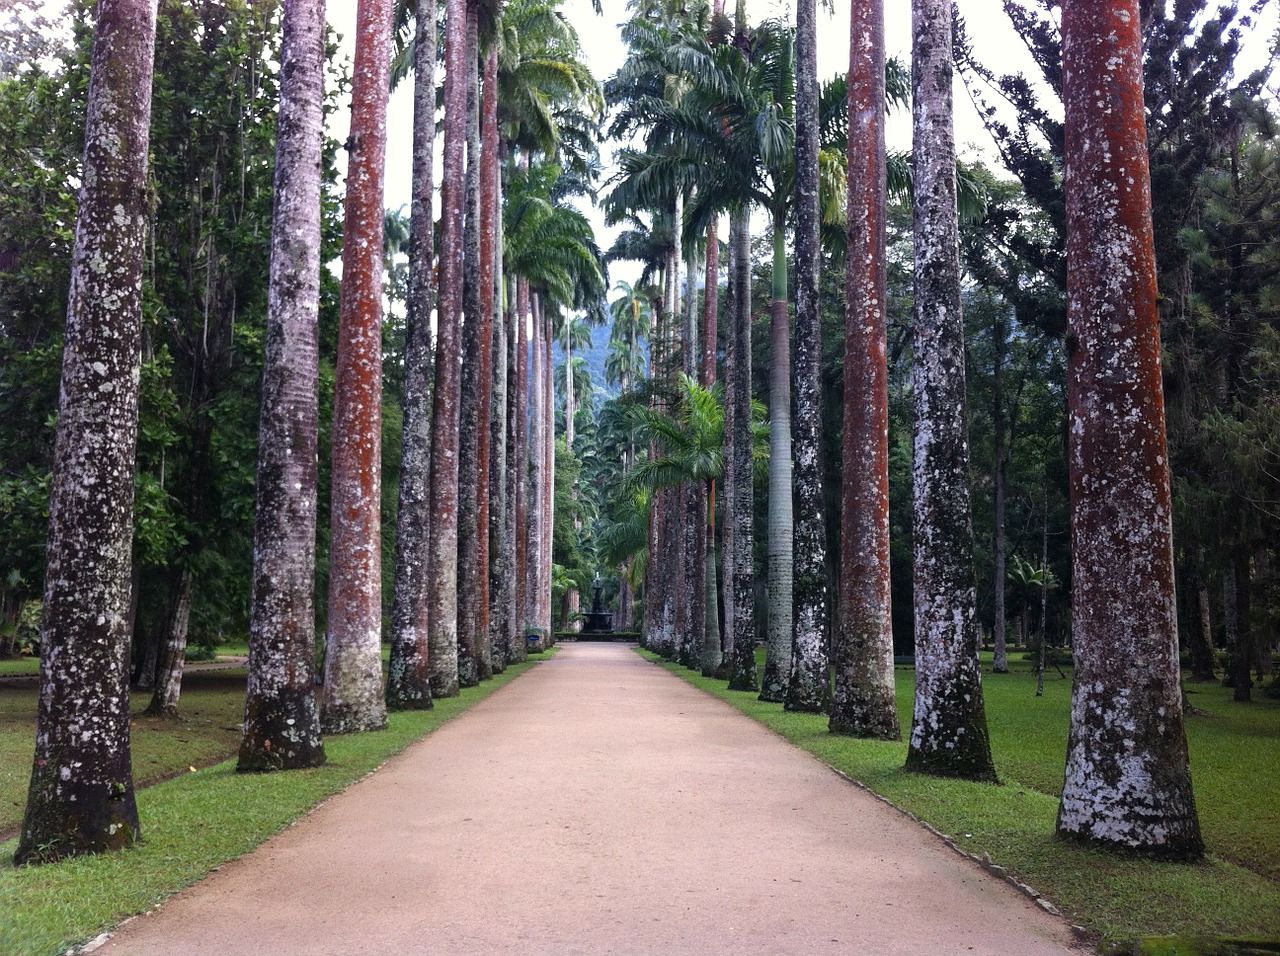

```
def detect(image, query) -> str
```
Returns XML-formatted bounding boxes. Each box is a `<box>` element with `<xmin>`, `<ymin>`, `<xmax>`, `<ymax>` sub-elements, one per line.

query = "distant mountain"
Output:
<box><xmin>550</xmin><ymin>321</ymin><xmax>648</xmax><ymax>404</ymax></box>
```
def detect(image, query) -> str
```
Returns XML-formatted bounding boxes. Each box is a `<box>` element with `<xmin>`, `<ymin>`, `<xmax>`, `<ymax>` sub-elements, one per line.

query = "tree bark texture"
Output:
<box><xmin>786</xmin><ymin>0</ymin><xmax>829</xmax><ymax>714</ymax></box>
<box><xmin>508</xmin><ymin>272</ymin><xmax>528</xmax><ymax>663</ymax></box>
<box><xmin>239</xmin><ymin>0</ymin><xmax>328</xmax><ymax>768</ymax></box>
<box><xmin>831</xmin><ymin>0</ymin><xmax>898</xmax><ymax>739</ymax></box>
<box><xmin>1056</xmin><ymin>0</ymin><xmax>1202</xmax><ymax>858</ymax></box>
<box><xmin>427</xmin><ymin>0</ymin><xmax>469</xmax><ymax>698</ymax></box>
<box><xmin>725</xmin><ymin>209</ymin><xmax>757</xmax><ymax>692</ymax></box>
<box><xmin>542</xmin><ymin>304</ymin><xmax>556</xmax><ymax>640</ymax></box>
<box><xmin>905</xmin><ymin>0</ymin><xmax>995</xmax><ymax>781</ymax></box>
<box><xmin>486</xmin><ymin>56</ymin><xmax>509</xmax><ymax>673</ymax></box>
<box><xmin>525</xmin><ymin>294</ymin><xmax>546</xmax><ymax>649</ymax></box>
<box><xmin>146</xmin><ymin>569</ymin><xmax>193</xmax><ymax>718</ymax></box>
<box><xmin>992</xmin><ymin>319</ymin><xmax>1009</xmax><ymax>674</ymax></box>
<box><xmin>387</xmin><ymin>0</ymin><xmax>438</xmax><ymax>711</ymax></box>
<box><xmin>513</xmin><ymin>273</ymin><xmax>530</xmax><ymax>658</ymax></box>
<box><xmin>17</xmin><ymin>0</ymin><xmax>157</xmax><ymax>862</ymax></box>
<box><xmin>456</xmin><ymin>3</ymin><xmax>485</xmax><ymax>687</ymax></box>
<box><xmin>323</xmin><ymin>0</ymin><xmax>393</xmax><ymax>735</ymax></box>
<box><xmin>760</xmin><ymin>223</ymin><xmax>794</xmax><ymax>703</ymax></box>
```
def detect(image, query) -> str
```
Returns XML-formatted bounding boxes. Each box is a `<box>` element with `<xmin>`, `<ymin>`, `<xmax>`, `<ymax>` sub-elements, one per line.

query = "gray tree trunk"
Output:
<box><xmin>17</xmin><ymin>0</ymin><xmax>157</xmax><ymax>863</ymax></box>
<box><xmin>147</xmin><ymin>569</ymin><xmax>193</xmax><ymax>718</ymax></box>
<box><xmin>427</xmin><ymin>0</ymin><xmax>470</xmax><ymax>698</ymax></box>
<box><xmin>725</xmin><ymin>209</ymin><xmax>757</xmax><ymax>692</ymax></box>
<box><xmin>831</xmin><ymin>0</ymin><xmax>898</xmax><ymax>739</ymax></box>
<box><xmin>1055</xmin><ymin>0</ymin><xmax>1202</xmax><ymax>858</ymax></box>
<box><xmin>387</xmin><ymin>0</ymin><xmax>438</xmax><ymax>711</ymax></box>
<box><xmin>323</xmin><ymin>0</ymin><xmax>394</xmax><ymax>735</ymax></box>
<box><xmin>904</xmin><ymin>0</ymin><xmax>995</xmax><ymax>781</ymax></box>
<box><xmin>992</xmin><ymin>318</ymin><xmax>1009</xmax><ymax>674</ymax></box>
<box><xmin>786</xmin><ymin>0</ymin><xmax>828</xmax><ymax>713</ymax></box>
<box><xmin>526</xmin><ymin>294</ymin><xmax>547</xmax><ymax>650</ymax></box>
<box><xmin>239</xmin><ymin>0</ymin><xmax>328</xmax><ymax>769</ymax></box>
<box><xmin>486</xmin><ymin>53</ymin><xmax>509</xmax><ymax>673</ymax></box>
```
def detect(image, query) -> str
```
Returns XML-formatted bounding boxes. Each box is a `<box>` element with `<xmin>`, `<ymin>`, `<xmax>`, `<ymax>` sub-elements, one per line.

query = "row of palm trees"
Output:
<box><xmin>600</xmin><ymin>0</ymin><xmax>1204</xmax><ymax>860</ymax></box>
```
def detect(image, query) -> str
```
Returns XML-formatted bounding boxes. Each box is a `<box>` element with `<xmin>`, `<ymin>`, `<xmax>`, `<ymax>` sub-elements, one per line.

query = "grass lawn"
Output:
<box><xmin>0</xmin><ymin>653</ymin><xmax>550</xmax><ymax>956</ymax></box>
<box><xmin>640</xmin><ymin>648</ymin><xmax>1280</xmax><ymax>946</ymax></box>
<box><xmin>0</xmin><ymin>656</ymin><xmax>40</xmax><ymax>677</ymax></box>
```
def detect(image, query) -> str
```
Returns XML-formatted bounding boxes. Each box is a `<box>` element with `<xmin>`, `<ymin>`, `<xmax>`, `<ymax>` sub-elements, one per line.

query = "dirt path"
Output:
<box><xmin>95</xmin><ymin>644</ymin><xmax>1085</xmax><ymax>955</ymax></box>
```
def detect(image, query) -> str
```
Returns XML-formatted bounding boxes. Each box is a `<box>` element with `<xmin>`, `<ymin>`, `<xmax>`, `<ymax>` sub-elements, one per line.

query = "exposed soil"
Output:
<box><xmin>94</xmin><ymin>643</ymin><xmax>1088</xmax><ymax>955</ymax></box>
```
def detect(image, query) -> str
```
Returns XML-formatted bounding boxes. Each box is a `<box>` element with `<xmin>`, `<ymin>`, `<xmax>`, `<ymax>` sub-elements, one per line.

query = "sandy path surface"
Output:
<box><xmin>97</xmin><ymin>643</ymin><xmax>1085</xmax><ymax>955</ymax></box>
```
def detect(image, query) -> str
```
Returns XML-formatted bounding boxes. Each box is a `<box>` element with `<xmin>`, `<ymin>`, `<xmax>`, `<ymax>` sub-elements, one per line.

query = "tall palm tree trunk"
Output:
<box><xmin>786</xmin><ymin>0</ymin><xmax>829</xmax><ymax>713</ymax></box>
<box><xmin>542</xmin><ymin>303</ymin><xmax>556</xmax><ymax>640</ymax></box>
<box><xmin>513</xmin><ymin>272</ymin><xmax>531</xmax><ymax>660</ymax></box>
<box><xmin>17</xmin><ymin>0</ymin><xmax>157</xmax><ymax>862</ymax></box>
<box><xmin>725</xmin><ymin>208</ymin><xmax>757</xmax><ymax>691</ymax></box>
<box><xmin>526</xmin><ymin>293</ymin><xmax>547</xmax><ymax>649</ymax></box>
<box><xmin>830</xmin><ymin>0</ymin><xmax>898</xmax><ymax>739</ymax></box>
<box><xmin>905</xmin><ymin>0</ymin><xmax>994</xmax><ymax>780</ymax></box>
<box><xmin>323</xmin><ymin>0</ymin><xmax>394</xmax><ymax>735</ymax></box>
<box><xmin>427</xmin><ymin>0</ymin><xmax>470</xmax><ymax>698</ymax></box>
<box><xmin>387</xmin><ymin>0</ymin><xmax>438</xmax><ymax>710</ymax></box>
<box><xmin>760</xmin><ymin>218</ymin><xmax>794</xmax><ymax>703</ymax></box>
<box><xmin>1055</xmin><ymin>0</ymin><xmax>1202</xmax><ymax>859</ymax></box>
<box><xmin>457</xmin><ymin>1</ymin><xmax>485</xmax><ymax>687</ymax></box>
<box><xmin>485</xmin><ymin>48</ymin><xmax>508</xmax><ymax>674</ymax></box>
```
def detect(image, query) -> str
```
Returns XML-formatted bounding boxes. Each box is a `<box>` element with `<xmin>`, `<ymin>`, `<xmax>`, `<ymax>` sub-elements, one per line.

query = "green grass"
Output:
<box><xmin>0</xmin><ymin>656</ymin><xmax>40</xmax><ymax>677</ymax></box>
<box><xmin>641</xmin><ymin>648</ymin><xmax>1280</xmax><ymax>945</ymax></box>
<box><xmin>0</xmin><ymin>655</ymin><xmax>549</xmax><ymax>956</ymax></box>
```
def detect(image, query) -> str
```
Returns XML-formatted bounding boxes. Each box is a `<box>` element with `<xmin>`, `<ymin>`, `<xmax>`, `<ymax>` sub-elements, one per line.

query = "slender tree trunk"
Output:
<box><xmin>992</xmin><ymin>319</ymin><xmax>1009</xmax><ymax>674</ymax></box>
<box><xmin>456</xmin><ymin>2</ymin><xmax>484</xmax><ymax>687</ymax></box>
<box><xmin>17</xmin><ymin>0</ymin><xmax>157</xmax><ymax>862</ymax></box>
<box><xmin>760</xmin><ymin>219</ymin><xmax>794</xmax><ymax>703</ymax></box>
<box><xmin>1232</xmin><ymin>547</ymin><xmax>1252</xmax><ymax>701</ymax></box>
<box><xmin>1190</xmin><ymin>575</ymin><xmax>1216</xmax><ymax>682</ymax></box>
<box><xmin>905</xmin><ymin>0</ymin><xmax>995</xmax><ymax>781</ymax></box>
<box><xmin>427</xmin><ymin>0</ymin><xmax>469</xmax><ymax>698</ymax></box>
<box><xmin>147</xmin><ymin>569</ymin><xmax>193</xmax><ymax>718</ymax></box>
<box><xmin>831</xmin><ymin>0</ymin><xmax>897</xmax><ymax>739</ymax></box>
<box><xmin>542</xmin><ymin>304</ymin><xmax>556</xmax><ymax>641</ymax></box>
<box><xmin>526</xmin><ymin>294</ymin><xmax>546</xmax><ymax>650</ymax></box>
<box><xmin>239</xmin><ymin>0</ymin><xmax>328</xmax><ymax>770</ymax></box>
<box><xmin>725</xmin><ymin>208</ymin><xmax>757</xmax><ymax>692</ymax></box>
<box><xmin>485</xmin><ymin>53</ymin><xmax>508</xmax><ymax>674</ymax></box>
<box><xmin>387</xmin><ymin>0</ymin><xmax>438</xmax><ymax>711</ymax></box>
<box><xmin>786</xmin><ymin>0</ymin><xmax>828</xmax><ymax>713</ymax></box>
<box><xmin>701</xmin><ymin>218</ymin><xmax>722</xmax><ymax>675</ymax></box>
<box><xmin>1056</xmin><ymin>0</ymin><xmax>1201</xmax><ymax>858</ymax></box>
<box><xmin>514</xmin><ymin>272</ymin><xmax>530</xmax><ymax>657</ymax></box>
<box><xmin>323</xmin><ymin>0</ymin><xmax>393</xmax><ymax>734</ymax></box>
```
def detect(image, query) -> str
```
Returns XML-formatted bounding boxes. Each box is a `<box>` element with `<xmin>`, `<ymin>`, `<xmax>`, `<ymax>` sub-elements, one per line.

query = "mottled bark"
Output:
<box><xmin>702</xmin><ymin>479</ymin><xmax>723</xmax><ymax>676</ymax></box>
<box><xmin>239</xmin><ymin>0</ymin><xmax>328</xmax><ymax>769</ymax></box>
<box><xmin>905</xmin><ymin>0</ymin><xmax>994</xmax><ymax>781</ymax></box>
<box><xmin>760</xmin><ymin>221</ymin><xmax>793</xmax><ymax>703</ymax></box>
<box><xmin>146</xmin><ymin>569</ymin><xmax>193</xmax><ymax>718</ymax></box>
<box><xmin>323</xmin><ymin>0</ymin><xmax>393</xmax><ymax>735</ymax></box>
<box><xmin>542</xmin><ymin>305</ymin><xmax>555</xmax><ymax>641</ymax></box>
<box><xmin>725</xmin><ymin>209</ymin><xmax>757</xmax><ymax>692</ymax></box>
<box><xmin>683</xmin><ymin>243</ymin><xmax>703</xmax><ymax>669</ymax></box>
<box><xmin>386</xmin><ymin>0</ymin><xmax>438</xmax><ymax>711</ymax></box>
<box><xmin>486</xmin><ymin>57</ymin><xmax>509</xmax><ymax>674</ymax></box>
<box><xmin>513</xmin><ymin>272</ymin><xmax>530</xmax><ymax>659</ymax></box>
<box><xmin>525</xmin><ymin>293</ymin><xmax>546</xmax><ymax>650</ymax></box>
<box><xmin>427</xmin><ymin>0</ymin><xmax>469</xmax><ymax>698</ymax></box>
<box><xmin>1056</xmin><ymin>0</ymin><xmax>1201</xmax><ymax>858</ymax></box>
<box><xmin>17</xmin><ymin>0</ymin><xmax>157</xmax><ymax>862</ymax></box>
<box><xmin>831</xmin><ymin>0</ymin><xmax>897</xmax><ymax>739</ymax></box>
<box><xmin>456</xmin><ymin>3</ymin><xmax>484</xmax><ymax>687</ymax></box>
<box><xmin>786</xmin><ymin>0</ymin><xmax>828</xmax><ymax>714</ymax></box>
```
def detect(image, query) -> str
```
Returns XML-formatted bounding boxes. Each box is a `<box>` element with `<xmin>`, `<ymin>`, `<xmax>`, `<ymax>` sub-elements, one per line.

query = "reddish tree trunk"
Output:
<box><xmin>18</xmin><ymin>0</ymin><xmax>157</xmax><ymax>862</ymax></box>
<box><xmin>1056</xmin><ymin>0</ymin><xmax>1202</xmax><ymax>858</ymax></box>
<box><xmin>831</xmin><ymin>0</ymin><xmax>898</xmax><ymax>739</ymax></box>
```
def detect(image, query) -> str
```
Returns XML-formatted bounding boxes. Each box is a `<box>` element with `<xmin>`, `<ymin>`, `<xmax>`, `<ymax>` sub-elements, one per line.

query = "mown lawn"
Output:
<box><xmin>641</xmin><ymin>648</ymin><xmax>1280</xmax><ymax>945</ymax></box>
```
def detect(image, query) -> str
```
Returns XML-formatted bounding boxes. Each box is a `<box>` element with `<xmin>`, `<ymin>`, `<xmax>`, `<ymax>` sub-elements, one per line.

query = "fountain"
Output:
<box><xmin>581</xmin><ymin>574</ymin><xmax>614</xmax><ymax>636</ymax></box>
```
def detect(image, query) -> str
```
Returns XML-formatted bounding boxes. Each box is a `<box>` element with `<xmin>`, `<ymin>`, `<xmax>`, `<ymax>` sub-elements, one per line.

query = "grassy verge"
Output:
<box><xmin>0</xmin><ymin>656</ymin><xmax>40</xmax><ymax>677</ymax></box>
<box><xmin>0</xmin><ymin>654</ymin><xmax>549</xmax><ymax>956</ymax></box>
<box><xmin>639</xmin><ymin>649</ymin><xmax>1280</xmax><ymax>945</ymax></box>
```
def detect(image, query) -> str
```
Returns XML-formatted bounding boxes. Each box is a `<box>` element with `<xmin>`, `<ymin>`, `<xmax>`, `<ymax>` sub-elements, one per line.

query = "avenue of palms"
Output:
<box><xmin>12</xmin><ymin>0</ymin><xmax>1280</xmax><ymax>892</ymax></box>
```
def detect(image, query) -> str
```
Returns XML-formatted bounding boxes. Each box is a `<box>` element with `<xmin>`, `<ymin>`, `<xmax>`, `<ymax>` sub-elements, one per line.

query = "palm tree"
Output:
<box><xmin>387</xmin><ymin>0</ymin><xmax>439</xmax><ymax>711</ymax></box>
<box><xmin>1055</xmin><ymin>0</ymin><xmax>1201</xmax><ymax>859</ymax></box>
<box><xmin>830</xmin><ymin>0</ymin><xmax>898</xmax><ymax>739</ymax></box>
<box><xmin>904</xmin><ymin>0</ymin><xmax>995</xmax><ymax>781</ymax></box>
<box><xmin>557</xmin><ymin>313</ymin><xmax>593</xmax><ymax>449</ymax></box>
<box><xmin>17</xmin><ymin>0</ymin><xmax>157</xmax><ymax>863</ymax></box>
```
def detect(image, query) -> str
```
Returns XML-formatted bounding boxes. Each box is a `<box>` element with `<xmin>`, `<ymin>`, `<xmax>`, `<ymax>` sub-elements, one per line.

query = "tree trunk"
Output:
<box><xmin>239</xmin><ymin>0</ymin><xmax>328</xmax><ymax>770</ymax></box>
<box><xmin>526</xmin><ymin>294</ymin><xmax>546</xmax><ymax>651</ymax></box>
<box><xmin>513</xmin><ymin>271</ymin><xmax>530</xmax><ymax>660</ymax></box>
<box><xmin>456</xmin><ymin>2</ymin><xmax>486</xmax><ymax>687</ymax></box>
<box><xmin>387</xmin><ymin>0</ymin><xmax>438</xmax><ymax>711</ymax></box>
<box><xmin>831</xmin><ymin>0</ymin><xmax>897</xmax><ymax>739</ymax></box>
<box><xmin>542</xmin><ymin>303</ymin><xmax>556</xmax><ymax>642</ymax></box>
<box><xmin>427</xmin><ymin>0</ymin><xmax>469</xmax><ymax>698</ymax></box>
<box><xmin>146</xmin><ymin>569</ymin><xmax>193</xmax><ymax>718</ymax></box>
<box><xmin>323</xmin><ymin>0</ymin><xmax>393</xmax><ymax>734</ymax></box>
<box><xmin>1189</xmin><ymin>577</ymin><xmax>1216</xmax><ymax>682</ymax></box>
<box><xmin>17</xmin><ymin>0</ymin><xmax>157</xmax><ymax>862</ymax></box>
<box><xmin>1055</xmin><ymin>0</ymin><xmax>1201</xmax><ymax>858</ymax></box>
<box><xmin>786</xmin><ymin>0</ymin><xmax>828</xmax><ymax>713</ymax></box>
<box><xmin>702</xmin><ymin>479</ymin><xmax>723</xmax><ymax>676</ymax></box>
<box><xmin>905</xmin><ymin>0</ymin><xmax>995</xmax><ymax>782</ymax></box>
<box><xmin>992</xmin><ymin>318</ymin><xmax>1010</xmax><ymax>674</ymax></box>
<box><xmin>725</xmin><ymin>208</ymin><xmax>757</xmax><ymax>692</ymax></box>
<box><xmin>1232</xmin><ymin>546</ymin><xmax>1252</xmax><ymax>702</ymax></box>
<box><xmin>485</xmin><ymin>52</ymin><xmax>508</xmax><ymax>674</ymax></box>
<box><xmin>760</xmin><ymin>219</ymin><xmax>794</xmax><ymax>703</ymax></box>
